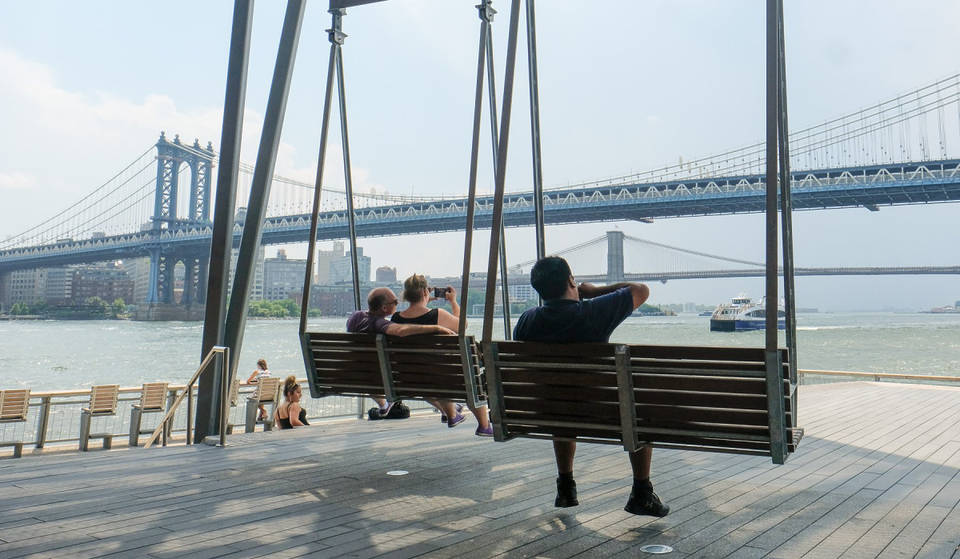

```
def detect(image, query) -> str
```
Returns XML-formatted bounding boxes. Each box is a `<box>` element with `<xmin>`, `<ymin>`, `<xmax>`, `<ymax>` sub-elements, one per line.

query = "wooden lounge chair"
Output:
<box><xmin>245</xmin><ymin>377</ymin><xmax>280</xmax><ymax>433</ymax></box>
<box><xmin>0</xmin><ymin>389</ymin><xmax>30</xmax><ymax>458</ymax></box>
<box><xmin>128</xmin><ymin>382</ymin><xmax>169</xmax><ymax>447</ymax></box>
<box><xmin>79</xmin><ymin>384</ymin><xmax>119</xmax><ymax>451</ymax></box>
<box><xmin>484</xmin><ymin>341</ymin><xmax>802</xmax><ymax>464</ymax></box>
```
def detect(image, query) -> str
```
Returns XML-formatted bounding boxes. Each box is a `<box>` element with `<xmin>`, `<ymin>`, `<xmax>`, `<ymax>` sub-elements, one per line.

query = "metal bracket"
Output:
<box><xmin>328</xmin><ymin>8</ymin><xmax>347</xmax><ymax>45</ymax></box>
<box><xmin>375</xmin><ymin>334</ymin><xmax>397</xmax><ymax>402</ymax></box>
<box><xmin>477</xmin><ymin>0</ymin><xmax>496</xmax><ymax>23</ymax></box>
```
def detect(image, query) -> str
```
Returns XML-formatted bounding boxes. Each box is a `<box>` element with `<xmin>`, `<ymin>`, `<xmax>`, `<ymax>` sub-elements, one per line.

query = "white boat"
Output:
<box><xmin>710</xmin><ymin>294</ymin><xmax>785</xmax><ymax>332</ymax></box>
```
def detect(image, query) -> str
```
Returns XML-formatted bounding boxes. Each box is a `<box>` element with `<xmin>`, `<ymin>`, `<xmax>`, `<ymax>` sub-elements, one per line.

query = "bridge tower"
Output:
<box><xmin>606</xmin><ymin>230</ymin><xmax>625</xmax><ymax>283</ymax></box>
<box><xmin>145</xmin><ymin>133</ymin><xmax>216</xmax><ymax>308</ymax></box>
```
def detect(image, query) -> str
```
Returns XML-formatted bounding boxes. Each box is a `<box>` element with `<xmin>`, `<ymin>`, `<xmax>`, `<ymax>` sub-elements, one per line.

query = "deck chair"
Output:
<box><xmin>128</xmin><ymin>383</ymin><xmax>169</xmax><ymax>447</ymax></box>
<box><xmin>80</xmin><ymin>384</ymin><xmax>119</xmax><ymax>451</ymax></box>
<box><xmin>245</xmin><ymin>377</ymin><xmax>280</xmax><ymax>433</ymax></box>
<box><xmin>225</xmin><ymin>378</ymin><xmax>242</xmax><ymax>434</ymax></box>
<box><xmin>1</xmin><ymin>389</ymin><xmax>30</xmax><ymax>458</ymax></box>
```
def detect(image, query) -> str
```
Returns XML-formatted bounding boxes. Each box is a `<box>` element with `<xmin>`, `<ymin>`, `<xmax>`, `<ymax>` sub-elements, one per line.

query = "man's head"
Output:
<box><xmin>530</xmin><ymin>256</ymin><xmax>575</xmax><ymax>301</ymax></box>
<box><xmin>367</xmin><ymin>287</ymin><xmax>399</xmax><ymax>316</ymax></box>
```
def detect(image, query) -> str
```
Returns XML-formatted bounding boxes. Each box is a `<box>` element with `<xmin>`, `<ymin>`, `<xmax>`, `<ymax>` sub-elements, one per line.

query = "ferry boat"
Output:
<box><xmin>710</xmin><ymin>294</ymin><xmax>785</xmax><ymax>332</ymax></box>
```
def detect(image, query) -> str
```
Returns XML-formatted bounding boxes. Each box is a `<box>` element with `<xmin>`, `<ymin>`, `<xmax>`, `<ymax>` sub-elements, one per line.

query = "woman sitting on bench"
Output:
<box><xmin>275</xmin><ymin>376</ymin><xmax>309</xmax><ymax>429</ymax></box>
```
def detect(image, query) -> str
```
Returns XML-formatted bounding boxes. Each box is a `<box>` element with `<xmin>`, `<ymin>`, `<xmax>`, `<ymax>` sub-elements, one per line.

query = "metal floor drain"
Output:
<box><xmin>639</xmin><ymin>544</ymin><xmax>674</xmax><ymax>554</ymax></box>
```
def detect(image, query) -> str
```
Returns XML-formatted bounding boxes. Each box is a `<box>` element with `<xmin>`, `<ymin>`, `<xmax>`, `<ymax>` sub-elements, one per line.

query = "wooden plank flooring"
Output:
<box><xmin>0</xmin><ymin>381</ymin><xmax>958</xmax><ymax>559</ymax></box>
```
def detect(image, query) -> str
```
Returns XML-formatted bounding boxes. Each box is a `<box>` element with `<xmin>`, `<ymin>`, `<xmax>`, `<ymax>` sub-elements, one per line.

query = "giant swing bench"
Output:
<box><xmin>302</xmin><ymin>332</ymin><xmax>802</xmax><ymax>463</ymax></box>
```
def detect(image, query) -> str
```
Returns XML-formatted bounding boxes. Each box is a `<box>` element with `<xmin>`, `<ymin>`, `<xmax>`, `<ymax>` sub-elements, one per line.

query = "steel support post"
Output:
<box><xmin>765</xmin><ymin>0</ymin><xmax>787</xmax><ymax>464</ymax></box>
<box><xmin>223</xmin><ymin>0</ymin><xmax>306</xmax><ymax>411</ymax></box>
<box><xmin>299</xmin><ymin>18</ymin><xmax>339</xmax><ymax>336</ymax></box>
<box><xmin>458</xmin><ymin>3</ymin><xmax>492</xmax><ymax>335</ymax></box>
<box><xmin>480</xmin><ymin>8</ymin><xmax>512</xmax><ymax>338</ymax></box>
<box><xmin>525</xmin><ymin>0</ymin><xmax>546</xmax><ymax>262</ymax></box>
<box><xmin>196</xmin><ymin>0</ymin><xmax>254</xmax><ymax>443</ymax></box>
<box><xmin>776</xmin><ymin>0</ymin><xmax>799</xmax><ymax>403</ymax></box>
<box><xmin>332</xmin><ymin>12</ymin><xmax>363</xmax><ymax>312</ymax></box>
<box><xmin>482</xmin><ymin>0</ymin><xmax>521</xmax><ymax>343</ymax></box>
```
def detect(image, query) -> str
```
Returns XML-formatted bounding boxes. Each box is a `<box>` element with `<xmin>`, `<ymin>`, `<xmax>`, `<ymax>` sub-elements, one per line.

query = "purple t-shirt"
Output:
<box><xmin>346</xmin><ymin>310</ymin><xmax>392</xmax><ymax>335</ymax></box>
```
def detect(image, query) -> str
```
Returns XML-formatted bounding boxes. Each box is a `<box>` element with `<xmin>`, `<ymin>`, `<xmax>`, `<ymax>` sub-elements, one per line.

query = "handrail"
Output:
<box><xmin>144</xmin><ymin>346</ymin><xmax>230</xmax><ymax>449</ymax></box>
<box><xmin>799</xmin><ymin>368</ymin><xmax>960</xmax><ymax>383</ymax></box>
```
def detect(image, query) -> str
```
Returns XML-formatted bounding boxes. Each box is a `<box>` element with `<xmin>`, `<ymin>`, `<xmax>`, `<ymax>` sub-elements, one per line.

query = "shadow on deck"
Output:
<box><xmin>0</xmin><ymin>382</ymin><xmax>958</xmax><ymax>559</ymax></box>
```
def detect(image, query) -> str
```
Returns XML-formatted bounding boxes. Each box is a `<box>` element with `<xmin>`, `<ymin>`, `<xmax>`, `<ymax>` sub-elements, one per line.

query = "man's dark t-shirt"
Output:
<box><xmin>346</xmin><ymin>310</ymin><xmax>392</xmax><ymax>335</ymax></box>
<box><xmin>513</xmin><ymin>287</ymin><xmax>634</xmax><ymax>343</ymax></box>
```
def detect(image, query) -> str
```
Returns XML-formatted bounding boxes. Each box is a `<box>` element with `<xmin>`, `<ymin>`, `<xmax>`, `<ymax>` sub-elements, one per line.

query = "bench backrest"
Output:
<box><xmin>138</xmin><ymin>383</ymin><xmax>169</xmax><ymax>411</ymax></box>
<box><xmin>0</xmin><ymin>389</ymin><xmax>30</xmax><ymax>422</ymax></box>
<box><xmin>485</xmin><ymin>341</ymin><xmax>625</xmax><ymax>445</ymax></box>
<box><xmin>88</xmin><ymin>385</ymin><xmax>119</xmax><ymax>415</ymax></box>
<box><xmin>381</xmin><ymin>335</ymin><xmax>486</xmax><ymax>407</ymax></box>
<box><xmin>624</xmin><ymin>344</ymin><xmax>797</xmax><ymax>458</ymax></box>
<box><xmin>252</xmin><ymin>377</ymin><xmax>280</xmax><ymax>403</ymax></box>
<box><xmin>302</xmin><ymin>332</ymin><xmax>385</xmax><ymax>399</ymax></box>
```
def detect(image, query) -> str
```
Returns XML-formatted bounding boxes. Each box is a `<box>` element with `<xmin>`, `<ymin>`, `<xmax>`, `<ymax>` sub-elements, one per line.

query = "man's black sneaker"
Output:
<box><xmin>555</xmin><ymin>477</ymin><xmax>579</xmax><ymax>508</ymax></box>
<box><xmin>624</xmin><ymin>487</ymin><xmax>670</xmax><ymax>517</ymax></box>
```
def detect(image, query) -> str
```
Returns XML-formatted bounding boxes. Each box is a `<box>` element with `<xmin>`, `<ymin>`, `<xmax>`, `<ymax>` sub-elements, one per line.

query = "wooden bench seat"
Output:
<box><xmin>1</xmin><ymin>389</ymin><xmax>30</xmax><ymax>458</ymax></box>
<box><xmin>484</xmin><ymin>341</ymin><xmax>803</xmax><ymax>464</ymax></box>
<box><xmin>80</xmin><ymin>385</ymin><xmax>119</xmax><ymax>451</ymax></box>
<box><xmin>302</xmin><ymin>332</ymin><xmax>487</xmax><ymax>410</ymax></box>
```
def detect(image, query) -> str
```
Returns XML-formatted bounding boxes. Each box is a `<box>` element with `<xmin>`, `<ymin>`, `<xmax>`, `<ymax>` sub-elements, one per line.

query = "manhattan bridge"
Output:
<box><xmin>1</xmin><ymin>75</ymin><xmax>959</xmax><ymax>310</ymax></box>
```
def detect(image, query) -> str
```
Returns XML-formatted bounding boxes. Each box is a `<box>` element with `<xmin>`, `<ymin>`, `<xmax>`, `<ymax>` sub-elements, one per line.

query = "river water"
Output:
<box><xmin>1</xmin><ymin>312</ymin><xmax>958</xmax><ymax>391</ymax></box>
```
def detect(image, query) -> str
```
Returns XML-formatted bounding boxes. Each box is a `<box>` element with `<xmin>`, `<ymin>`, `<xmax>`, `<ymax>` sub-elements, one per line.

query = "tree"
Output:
<box><xmin>111</xmin><ymin>298</ymin><xmax>126</xmax><ymax>318</ymax></box>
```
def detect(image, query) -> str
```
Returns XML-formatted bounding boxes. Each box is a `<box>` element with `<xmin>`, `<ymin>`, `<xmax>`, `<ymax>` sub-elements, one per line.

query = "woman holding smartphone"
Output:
<box><xmin>392</xmin><ymin>274</ymin><xmax>494</xmax><ymax>436</ymax></box>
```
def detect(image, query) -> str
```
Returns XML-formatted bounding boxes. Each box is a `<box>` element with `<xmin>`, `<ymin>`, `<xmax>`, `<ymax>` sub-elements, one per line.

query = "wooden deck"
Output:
<box><xmin>0</xmin><ymin>381</ymin><xmax>958</xmax><ymax>558</ymax></box>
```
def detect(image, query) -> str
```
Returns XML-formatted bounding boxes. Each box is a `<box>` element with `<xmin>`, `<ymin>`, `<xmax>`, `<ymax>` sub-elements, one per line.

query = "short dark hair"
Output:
<box><xmin>368</xmin><ymin>290</ymin><xmax>389</xmax><ymax>313</ymax></box>
<box><xmin>530</xmin><ymin>256</ymin><xmax>572</xmax><ymax>300</ymax></box>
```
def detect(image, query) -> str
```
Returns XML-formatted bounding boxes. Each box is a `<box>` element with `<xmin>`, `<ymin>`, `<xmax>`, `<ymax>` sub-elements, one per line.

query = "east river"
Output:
<box><xmin>1</xmin><ymin>312</ymin><xmax>958</xmax><ymax>391</ymax></box>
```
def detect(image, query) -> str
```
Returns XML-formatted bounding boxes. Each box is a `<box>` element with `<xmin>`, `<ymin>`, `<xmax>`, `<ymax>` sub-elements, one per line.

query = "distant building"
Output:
<box><xmin>44</xmin><ymin>267</ymin><xmax>73</xmax><ymax>305</ymax></box>
<box><xmin>263</xmin><ymin>249</ymin><xmax>306</xmax><ymax>301</ymax></box>
<box><xmin>375</xmin><ymin>266</ymin><xmax>397</xmax><ymax>284</ymax></box>
<box><xmin>309</xmin><ymin>284</ymin><xmax>357</xmax><ymax>316</ymax></box>
<box><xmin>122</xmin><ymin>258</ymin><xmax>152</xmax><ymax>304</ymax></box>
<box><xmin>71</xmin><ymin>264</ymin><xmax>134</xmax><ymax>304</ymax></box>
<box><xmin>1</xmin><ymin>268</ymin><xmax>47</xmax><ymax>308</ymax></box>
<box><xmin>314</xmin><ymin>241</ymin><xmax>344</xmax><ymax>285</ymax></box>
<box><xmin>329</xmin><ymin>247</ymin><xmax>371</xmax><ymax>285</ymax></box>
<box><xmin>508</xmin><ymin>283</ymin><xmax>537</xmax><ymax>302</ymax></box>
<box><xmin>228</xmin><ymin>246</ymin><xmax>265</xmax><ymax>301</ymax></box>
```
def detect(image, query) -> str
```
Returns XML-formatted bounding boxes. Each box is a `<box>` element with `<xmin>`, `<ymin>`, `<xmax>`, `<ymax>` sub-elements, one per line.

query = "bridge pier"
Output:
<box><xmin>606</xmin><ymin>230</ymin><xmax>625</xmax><ymax>283</ymax></box>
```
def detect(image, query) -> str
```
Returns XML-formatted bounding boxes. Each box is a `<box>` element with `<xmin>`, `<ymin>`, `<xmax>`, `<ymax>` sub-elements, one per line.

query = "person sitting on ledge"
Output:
<box><xmin>347</xmin><ymin>287</ymin><xmax>455</xmax><ymax>417</ymax></box>
<box><xmin>275</xmin><ymin>375</ymin><xmax>309</xmax><ymax>429</ymax></box>
<box><xmin>513</xmin><ymin>255</ymin><xmax>669</xmax><ymax>517</ymax></box>
<box><xmin>392</xmin><ymin>274</ymin><xmax>494</xmax><ymax>437</ymax></box>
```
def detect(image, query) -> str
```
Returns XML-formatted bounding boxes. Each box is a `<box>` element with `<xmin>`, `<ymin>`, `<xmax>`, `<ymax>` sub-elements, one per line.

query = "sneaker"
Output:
<box><xmin>447</xmin><ymin>413</ymin><xmax>466</xmax><ymax>428</ymax></box>
<box><xmin>555</xmin><ymin>477</ymin><xmax>579</xmax><ymax>508</ymax></box>
<box><xmin>474</xmin><ymin>424</ymin><xmax>494</xmax><ymax>437</ymax></box>
<box><xmin>624</xmin><ymin>487</ymin><xmax>670</xmax><ymax>517</ymax></box>
<box><xmin>440</xmin><ymin>403</ymin><xmax>465</xmax><ymax>423</ymax></box>
<box><xmin>379</xmin><ymin>402</ymin><xmax>394</xmax><ymax>417</ymax></box>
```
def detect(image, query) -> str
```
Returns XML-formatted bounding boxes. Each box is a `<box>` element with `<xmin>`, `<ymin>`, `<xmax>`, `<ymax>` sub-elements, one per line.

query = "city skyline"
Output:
<box><xmin>1</xmin><ymin>1</ymin><xmax>959</xmax><ymax>311</ymax></box>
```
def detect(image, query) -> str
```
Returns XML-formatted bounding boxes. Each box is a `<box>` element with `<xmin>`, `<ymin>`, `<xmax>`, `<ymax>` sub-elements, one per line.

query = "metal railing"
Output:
<box><xmin>799</xmin><ymin>369</ymin><xmax>960</xmax><ymax>384</ymax></box>
<box><xmin>144</xmin><ymin>345</ymin><xmax>230</xmax><ymax>449</ymax></box>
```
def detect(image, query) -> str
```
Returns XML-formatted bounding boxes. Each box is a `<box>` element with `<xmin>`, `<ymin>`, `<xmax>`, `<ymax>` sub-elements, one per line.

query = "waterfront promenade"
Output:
<box><xmin>0</xmin><ymin>381</ymin><xmax>958</xmax><ymax>558</ymax></box>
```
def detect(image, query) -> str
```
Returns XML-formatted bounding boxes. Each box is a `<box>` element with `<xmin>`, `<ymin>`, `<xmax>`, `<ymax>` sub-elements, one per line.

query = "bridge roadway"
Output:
<box><xmin>1</xmin><ymin>159</ymin><xmax>958</xmax><ymax>272</ymax></box>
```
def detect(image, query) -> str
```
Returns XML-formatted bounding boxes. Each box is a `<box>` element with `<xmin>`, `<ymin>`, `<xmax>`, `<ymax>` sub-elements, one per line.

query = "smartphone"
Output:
<box><xmin>432</xmin><ymin>287</ymin><xmax>448</xmax><ymax>298</ymax></box>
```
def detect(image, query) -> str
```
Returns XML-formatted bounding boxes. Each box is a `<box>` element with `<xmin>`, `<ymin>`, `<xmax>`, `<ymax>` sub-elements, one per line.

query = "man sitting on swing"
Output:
<box><xmin>346</xmin><ymin>287</ymin><xmax>455</xmax><ymax>417</ymax></box>
<box><xmin>513</xmin><ymin>256</ymin><xmax>670</xmax><ymax>517</ymax></box>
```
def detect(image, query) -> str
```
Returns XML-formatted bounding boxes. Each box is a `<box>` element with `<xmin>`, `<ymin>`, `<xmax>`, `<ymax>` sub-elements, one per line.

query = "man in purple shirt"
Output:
<box><xmin>513</xmin><ymin>256</ymin><xmax>669</xmax><ymax>517</ymax></box>
<box><xmin>347</xmin><ymin>287</ymin><xmax>454</xmax><ymax>415</ymax></box>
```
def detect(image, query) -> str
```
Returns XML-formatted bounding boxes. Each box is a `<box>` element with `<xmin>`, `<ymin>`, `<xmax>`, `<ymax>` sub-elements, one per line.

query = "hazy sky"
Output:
<box><xmin>1</xmin><ymin>1</ymin><xmax>958</xmax><ymax>311</ymax></box>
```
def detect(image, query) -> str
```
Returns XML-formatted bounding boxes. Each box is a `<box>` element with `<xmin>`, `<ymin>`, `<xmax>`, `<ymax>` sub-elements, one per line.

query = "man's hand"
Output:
<box><xmin>578</xmin><ymin>282</ymin><xmax>600</xmax><ymax>300</ymax></box>
<box><xmin>436</xmin><ymin>326</ymin><xmax>455</xmax><ymax>335</ymax></box>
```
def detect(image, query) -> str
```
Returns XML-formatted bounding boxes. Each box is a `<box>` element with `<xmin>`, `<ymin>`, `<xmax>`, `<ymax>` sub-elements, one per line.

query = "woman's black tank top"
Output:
<box><xmin>278</xmin><ymin>408</ymin><xmax>309</xmax><ymax>429</ymax></box>
<box><xmin>391</xmin><ymin>308</ymin><xmax>439</xmax><ymax>325</ymax></box>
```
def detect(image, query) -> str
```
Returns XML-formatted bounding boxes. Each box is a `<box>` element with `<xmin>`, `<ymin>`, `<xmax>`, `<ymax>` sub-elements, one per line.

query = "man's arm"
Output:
<box><xmin>384</xmin><ymin>323</ymin><xmax>455</xmax><ymax>337</ymax></box>
<box><xmin>579</xmin><ymin>282</ymin><xmax>649</xmax><ymax>309</ymax></box>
